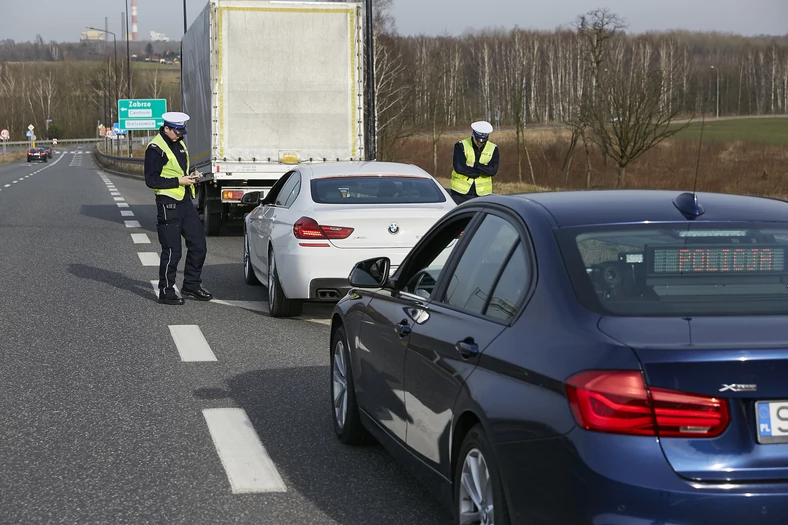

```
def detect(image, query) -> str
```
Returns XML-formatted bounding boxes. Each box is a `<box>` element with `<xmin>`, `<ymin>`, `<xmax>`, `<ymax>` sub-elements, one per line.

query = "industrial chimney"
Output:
<box><xmin>132</xmin><ymin>0</ymin><xmax>138</xmax><ymax>41</ymax></box>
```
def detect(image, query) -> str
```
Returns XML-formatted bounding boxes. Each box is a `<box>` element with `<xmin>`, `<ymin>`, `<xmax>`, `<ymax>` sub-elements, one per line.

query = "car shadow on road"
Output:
<box><xmin>193</xmin><ymin>366</ymin><xmax>452</xmax><ymax>525</ymax></box>
<box><xmin>67</xmin><ymin>263</ymin><xmax>157</xmax><ymax>302</ymax></box>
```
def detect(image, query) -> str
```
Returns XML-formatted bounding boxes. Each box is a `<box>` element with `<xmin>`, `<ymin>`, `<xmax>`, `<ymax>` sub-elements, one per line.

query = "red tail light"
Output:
<box><xmin>565</xmin><ymin>371</ymin><xmax>729</xmax><ymax>438</ymax></box>
<box><xmin>293</xmin><ymin>216</ymin><xmax>354</xmax><ymax>240</ymax></box>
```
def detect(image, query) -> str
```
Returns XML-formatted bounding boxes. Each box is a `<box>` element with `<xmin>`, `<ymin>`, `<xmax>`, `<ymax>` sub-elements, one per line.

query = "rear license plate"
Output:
<box><xmin>755</xmin><ymin>401</ymin><xmax>788</xmax><ymax>444</ymax></box>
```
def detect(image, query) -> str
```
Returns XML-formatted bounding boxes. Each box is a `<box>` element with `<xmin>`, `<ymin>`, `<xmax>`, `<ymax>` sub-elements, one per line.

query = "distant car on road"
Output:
<box><xmin>242</xmin><ymin>161</ymin><xmax>456</xmax><ymax>317</ymax></box>
<box><xmin>330</xmin><ymin>189</ymin><xmax>788</xmax><ymax>525</ymax></box>
<box><xmin>40</xmin><ymin>145</ymin><xmax>52</xmax><ymax>158</ymax></box>
<box><xmin>27</xmin><ymin>148</ymin><xmax>47</xmax><ymax>162</ymax></box>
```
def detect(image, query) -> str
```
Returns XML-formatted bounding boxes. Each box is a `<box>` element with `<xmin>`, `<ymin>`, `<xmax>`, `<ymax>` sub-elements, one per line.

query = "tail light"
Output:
<box><xmin>293</xmin><ymin>216</ymin><xmax>354</xmax><ymax>240</ymax></box>
<box><xmin>565</xmin><ymin>370</ymin><xmax>729</xmax><ymax>438</ymax></box>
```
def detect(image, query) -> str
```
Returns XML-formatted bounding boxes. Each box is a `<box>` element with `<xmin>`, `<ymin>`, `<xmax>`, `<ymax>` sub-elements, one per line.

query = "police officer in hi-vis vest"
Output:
<box><xmin>450</xmin><ymin>121</ymin><xmax>500</xmax><ymax>204</ymax></box>
<box><xmin>144</xmin><ymin>112</ymin><xmax>213</xmax><ymax>305</ymax></box>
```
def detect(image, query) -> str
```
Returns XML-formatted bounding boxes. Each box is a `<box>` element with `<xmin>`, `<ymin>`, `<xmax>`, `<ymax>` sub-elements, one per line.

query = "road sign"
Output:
<box><xmin>25</xmin><ymin>130</ymin><xmax>32</xmax><ymax>137</ymax></box>
<box><xmin>0</xmin><ymin>129</ymin><xmax>8</xmax><ymax>140</ymax></box>
<box><xmin>28</xmin><ymin>124</ymin><xmax>34</xmax><ymax>131</ymax></box>
<box><xmin>118</xmin><ymin>98</ymin><xmax>167</xmax><ymax>131</ymax></box>
<box><xmin>52</xmin><ymin>138</ymin><xmax>57</xmax><ymax>145</ymax></box>
<box><xmin>31</xmin><ymin>134</ymin><xmax>36</xmax><ymax>142</ymax></box>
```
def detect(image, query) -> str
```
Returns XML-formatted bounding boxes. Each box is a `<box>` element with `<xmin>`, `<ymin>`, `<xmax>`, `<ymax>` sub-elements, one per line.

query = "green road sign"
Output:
<box><xmin>118</xmin><ymin>99</ymin><xmax>167</xmax><ymax>131</ymax></box>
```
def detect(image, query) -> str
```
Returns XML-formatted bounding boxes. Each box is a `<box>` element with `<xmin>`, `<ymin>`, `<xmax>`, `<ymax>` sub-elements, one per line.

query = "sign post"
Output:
<box><xmin>117</xmin><ymin>99</ymin><xmax>168</xmax><ymax>130</ymax></box>
<box><xmin>27</xmin><ymin>124</ymin><xmax>34</xmax><ymax>150</ymax></box>
<box><xmin>118</xmin><ymin>99</ymin><xmax>167</xmax><ymax>156</ymax></box>
<box><xmin>0</xmin><ymin>129</ymin><xmax>8</xmax><ymax>155</ymax></box>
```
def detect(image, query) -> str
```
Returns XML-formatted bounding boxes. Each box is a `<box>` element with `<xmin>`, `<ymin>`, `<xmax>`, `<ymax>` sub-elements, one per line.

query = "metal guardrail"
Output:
<box><xmin>3</xmin><ymin>138</ymin><xmax>103</xmax><ymax>146</ymax></box>
<box><xmin>92</xmin><ymin>146</ymin><xmax>144</xmax><ymax>177</ymax></box>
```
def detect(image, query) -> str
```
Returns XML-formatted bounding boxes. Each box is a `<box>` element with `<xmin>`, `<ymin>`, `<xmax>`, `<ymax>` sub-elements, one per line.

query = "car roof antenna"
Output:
<box><xmin>674</xmin><ymin>106</ymin><xmax>707</xmax><ymax>220</ymax></box>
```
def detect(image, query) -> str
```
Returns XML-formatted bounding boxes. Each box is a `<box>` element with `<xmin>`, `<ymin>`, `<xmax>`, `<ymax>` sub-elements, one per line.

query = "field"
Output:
<box><xmin>672</xmin><ymin>116</ymin><xmax>788</xmax><ymax>145</ymax></box>
<box><xmin>0</xmin><ymin>151</ymin><xmax>28</xmax><ymax>165</ymax></box>
<box><xmin>394</xmin><ymin>117</ymin><xmax>788</xmax><ymax>199</ymax></box>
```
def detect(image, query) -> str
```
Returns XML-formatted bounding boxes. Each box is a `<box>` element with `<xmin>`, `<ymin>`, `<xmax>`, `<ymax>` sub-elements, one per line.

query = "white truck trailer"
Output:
<box><xmin>182</xmin><ymin>0</ymin><xmax>366</xmax><ymax>235</ymax></box>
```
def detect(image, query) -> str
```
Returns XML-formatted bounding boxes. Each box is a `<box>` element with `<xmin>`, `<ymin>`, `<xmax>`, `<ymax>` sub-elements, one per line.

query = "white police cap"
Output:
<box><xmin>162</xmin><ymin>111</ymin><xmax>190</xmax><ymax>134</ymax></box>
<box><xmin>471</xmin><ymin>121</ymin><xmax>493</xmax><ymax>135</ymax></box>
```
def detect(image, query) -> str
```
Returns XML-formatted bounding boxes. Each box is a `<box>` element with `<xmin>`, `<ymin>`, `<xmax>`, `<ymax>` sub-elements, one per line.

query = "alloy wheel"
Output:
<box><xmin>458</xmin><ymin>448</ymin><xmax>494</xmax><ymax>525</ymax></box>
<box><xmin>268</xmin><ymin>254</ymin><xmax>275</xmax><ymax>305</ymax></box>
<box><xmin>332</xmin><ymin>339</ymin><xmax>348</xmax><ymax>430</ymax></box>
<box><xmin>244</xmin><ymin>235</ymin><xmax>251</xmax><ymax>278</ymax></box>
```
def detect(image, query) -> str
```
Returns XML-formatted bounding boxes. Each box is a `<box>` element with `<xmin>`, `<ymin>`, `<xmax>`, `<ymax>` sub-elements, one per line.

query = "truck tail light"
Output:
<box><xmin>565</xmin><ymin>370</ymin><xmax>729</xmax><ymax>438</ymax></box>
<box><xmin>222</xmin><ymin>190</ymin><xmax>244</xmax><ymax>200</ymax></box>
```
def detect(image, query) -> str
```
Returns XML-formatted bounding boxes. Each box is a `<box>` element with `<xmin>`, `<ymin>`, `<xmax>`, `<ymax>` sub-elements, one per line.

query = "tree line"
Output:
<box><xmin>372</xmin><ymin>6</ymin><xmax>788</xmax><ymax>185</ymax></box>
<box><xmin>0</xmin><ymin>5</ymin><xmax>786</xmax><ymax>167</ymax></box>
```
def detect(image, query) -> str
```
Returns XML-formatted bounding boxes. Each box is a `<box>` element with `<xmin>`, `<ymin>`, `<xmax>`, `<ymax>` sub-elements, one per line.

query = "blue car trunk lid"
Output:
<box><xmin>599</xmin><ymin>316</ymin><xmax>788</xmax><ymax>482</ymax></box>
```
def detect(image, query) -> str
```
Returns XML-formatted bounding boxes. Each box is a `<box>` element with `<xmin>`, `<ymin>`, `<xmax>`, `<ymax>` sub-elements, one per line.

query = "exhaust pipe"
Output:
<box><xmin>316</xmin><ymin>289</ymin><xmax>342</xmax><ymax>300</ymax></box>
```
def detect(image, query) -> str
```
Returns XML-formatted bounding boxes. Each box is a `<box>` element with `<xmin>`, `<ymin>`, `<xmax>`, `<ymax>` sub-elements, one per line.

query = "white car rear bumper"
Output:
<box><xmin>275</xmin><ymin>244</ymin><xmax>411</xmax><ymax>301</ymax></box>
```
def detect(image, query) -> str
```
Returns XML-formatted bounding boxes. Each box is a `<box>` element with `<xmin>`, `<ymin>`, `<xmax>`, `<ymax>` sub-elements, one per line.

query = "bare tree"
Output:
<box><xmin>576</xmin><ymin>9</ymin><xmax>693</xmax><ymax>187</ymax></box>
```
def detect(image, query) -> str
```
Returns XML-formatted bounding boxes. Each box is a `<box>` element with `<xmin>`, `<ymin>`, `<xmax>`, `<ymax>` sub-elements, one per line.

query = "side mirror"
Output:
<box><xmin>241</xmin><ymin>191</ymin><xmax>262</xmax><ymax>205</ymax></box>
<box><xmin>348</xmin><ymin>257</ymin><xmax>391</xmax><ymax>288</ymax></box>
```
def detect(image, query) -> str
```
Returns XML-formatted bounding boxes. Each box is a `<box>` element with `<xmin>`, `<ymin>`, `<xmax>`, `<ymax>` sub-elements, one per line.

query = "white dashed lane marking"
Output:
<box><xmin>168</xmin><ymin>325</ymin><xmax>217</xmax><ymax>362</ymax></box>
<box><xmin>124</xmin><ymin>220</ymin><xmax>141</xmax><ymax>228</ymax></box>
<box><xmin>203</xmin><ymin>408</ymin><xmax>287</xmax><ymax>494</ymax></box>
<box><xmin>117</xmin><ymin>203</ymin><xmax>130</xmax><ymax>208</ymax></box>
<box><xmin>137</xmin><ymin>252</ymin><xmax>159</xmax><ymax>266</ymax></box>
<box><xmin>131</xmin><ymin>234</ymin><xmax>150</xmax><ymax>244</ymax></box>
<box><xmin>121</xmin><ymin>210</ymin><xmax>135</xmax><ymax>217</ymax></box>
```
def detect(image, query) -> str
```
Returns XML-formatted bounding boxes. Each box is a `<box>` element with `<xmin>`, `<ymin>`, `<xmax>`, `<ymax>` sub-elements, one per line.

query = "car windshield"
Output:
<box><xmin>310</xmin><ymin>176</ymin><xmax>446</xmax><ymax>204</ymax></box>
<box><xmin>556</xmin><ymin>222</ymin><xmax>788</xmax><ymax>316</ymax></box>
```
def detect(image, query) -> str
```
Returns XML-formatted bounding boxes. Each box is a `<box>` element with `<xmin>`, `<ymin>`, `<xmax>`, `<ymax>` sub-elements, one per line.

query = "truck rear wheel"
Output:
<box><xmin>204</xmin><ymin>201</ymin><xmax>222</xmax><ymax>236</ymax></box>
<box><xmin>198</xmin><ymin>184</ymin><xmax>222</xmax><ymax>236</ymax></box>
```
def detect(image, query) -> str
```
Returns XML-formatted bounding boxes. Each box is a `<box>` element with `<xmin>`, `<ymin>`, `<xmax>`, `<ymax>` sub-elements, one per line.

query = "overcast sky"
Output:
<box><xmin>0</xmin><ymin>0</ymin><xmax>784</xmax><ymax>43</ymax></box>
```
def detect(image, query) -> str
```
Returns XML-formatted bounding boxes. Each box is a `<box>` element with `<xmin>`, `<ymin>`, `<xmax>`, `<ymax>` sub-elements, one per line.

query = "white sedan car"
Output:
<box><xmin>242</xmin><ymin>161</ymin><xmax>457</xmax><ymax>317</ymax></box>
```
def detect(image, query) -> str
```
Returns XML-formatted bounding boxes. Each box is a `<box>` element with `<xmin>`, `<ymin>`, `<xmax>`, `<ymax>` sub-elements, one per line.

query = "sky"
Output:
<box><xmin>0</xmin><ymin>0</ymin><xmax>785</xmax><ymax>43</ymax></box>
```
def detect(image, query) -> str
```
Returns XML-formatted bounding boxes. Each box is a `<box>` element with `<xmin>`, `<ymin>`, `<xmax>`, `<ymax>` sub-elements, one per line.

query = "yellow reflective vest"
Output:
<box><xmin>147</xmin><ymin>133</ymin><xmax>193</xmax><ymax>200</ymax></box>
<box><xmin>450</xmin><ymin>137</ymin><xmax>496</xmax><ymax>196</ymax></box>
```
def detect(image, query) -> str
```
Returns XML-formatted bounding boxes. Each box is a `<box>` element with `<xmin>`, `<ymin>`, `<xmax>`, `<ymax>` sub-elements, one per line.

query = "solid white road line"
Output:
<box><xmin>202</xmin><ymin>408</ymin><xmax>287</xmax><ymax>494</ymax></box>
<box><xmin>168</xmin><ymin>325</ymin><xmax>217</xmax><ymax>362</ymax></box>
<box><xmin>137</xmin><ymin>252</ymin><xmax>160</xmax><ymax>266</ymax></box>
<box><xmin>131</xmin><ymin>233</ymin><xmax>150</xmax><ymax>244</ymax></box>
<box><xmin>117</xmin><ymin>203</ymin><xmax>130</xmax><ymax>208</ymax></box>
<box><xmin>121</xmin><ymin>210</ymin><xmax>135</xmax><ymax>217</ymax></box>
<box><xmin>124</xmin><ymin>220</ymin><xmax>141</xmax><ymax>228</ymax></box>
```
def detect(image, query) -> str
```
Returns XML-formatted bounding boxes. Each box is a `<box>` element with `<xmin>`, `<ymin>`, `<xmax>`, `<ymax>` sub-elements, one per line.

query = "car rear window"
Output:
<box><xmin>556</xmin><ymin>223</ymin><xmax>788</xmax><ymax>316</ymax></box>
<box><xmin>310</xmin><ymin>176</ymin><xmax>446</xmax><ymax>204</ymax></box>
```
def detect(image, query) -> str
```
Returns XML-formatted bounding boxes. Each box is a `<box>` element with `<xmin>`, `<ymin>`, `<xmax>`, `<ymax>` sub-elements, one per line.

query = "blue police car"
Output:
<box><xmin>330</xmin><ymin>189</ymin><xmax>788</xmax><ymax>525</ymax></box>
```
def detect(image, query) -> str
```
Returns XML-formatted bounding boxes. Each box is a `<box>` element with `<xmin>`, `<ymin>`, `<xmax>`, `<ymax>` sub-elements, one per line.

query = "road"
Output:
<box><xmin>0</xmin><ymin>147</ymin><xmax>452</xmax><ymax>524</ymax></box>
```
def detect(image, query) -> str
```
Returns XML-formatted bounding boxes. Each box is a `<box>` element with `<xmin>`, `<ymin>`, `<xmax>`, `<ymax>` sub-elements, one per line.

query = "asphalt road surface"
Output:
<box><xmin>0</xmin><ymin>147</ymin><xmax>452</xmax><ymax>524</ymax></box>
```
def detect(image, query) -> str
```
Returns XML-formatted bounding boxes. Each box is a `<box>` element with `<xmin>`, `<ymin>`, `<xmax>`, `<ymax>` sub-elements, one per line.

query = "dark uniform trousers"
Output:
<box><xmin>156</xmin><ymin>199</ymin><xmax>206</xmax><ymax>294</ymax></box>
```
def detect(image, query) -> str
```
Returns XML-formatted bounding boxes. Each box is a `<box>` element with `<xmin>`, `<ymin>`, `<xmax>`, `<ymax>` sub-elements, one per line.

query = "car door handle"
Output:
<box><xmin>456</xmin><ymin>338</ymin><xmax>479</xmax><ymax>359</ymax></box>
<box><xmin>397</xmin><ymin>319</ymin><xmax>412</xmax><ymax>338</ymax></box>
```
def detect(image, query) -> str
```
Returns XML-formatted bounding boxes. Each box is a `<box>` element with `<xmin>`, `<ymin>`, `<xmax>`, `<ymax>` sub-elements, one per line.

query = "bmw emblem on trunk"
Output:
<box><xmin>388</xmin><ymin>223</ymin><xmax>400</xmax><ymax>235</ymax></box>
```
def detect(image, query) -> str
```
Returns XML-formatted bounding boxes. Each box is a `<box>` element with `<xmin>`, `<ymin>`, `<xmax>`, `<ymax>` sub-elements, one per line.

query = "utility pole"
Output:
<box><xmin>125</xmin><ymin>0</ymin><xmax>133</xmax><ymax>156</ymax></box>
<box><xmin>364</xmin><ymin>0</ymin><xmax>376</xmax><ymax>161</ymax></box>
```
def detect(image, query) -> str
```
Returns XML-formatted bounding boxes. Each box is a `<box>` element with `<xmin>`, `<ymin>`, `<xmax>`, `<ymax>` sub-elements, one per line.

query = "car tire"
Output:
<box><xmin>243</xmin><ymin>231</ymin><xmax>261</xmax><ymax>285</ymax></box>
<box><xmin>454</xmin><ymin>424</ymin><xmax>511</xmax><ymax>525</ymax></box>
<box><xmin>267</xmin><ymin>248</ymin><xmax>302</xmax><ymax>317</ymax></box>
<box><xmin>331</xmin><ymin>325</ymin><xmax>373</xmax><ymax>446</ymax></box>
